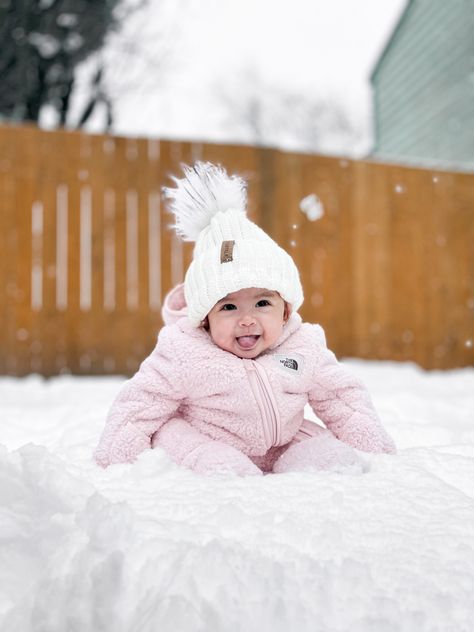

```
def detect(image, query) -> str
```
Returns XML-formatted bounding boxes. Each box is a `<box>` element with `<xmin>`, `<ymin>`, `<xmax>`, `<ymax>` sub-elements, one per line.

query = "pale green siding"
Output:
<box><xmin>371</xmin><ymin>0</ymin><xmax>474</xmax><ymax>170</ymax></box>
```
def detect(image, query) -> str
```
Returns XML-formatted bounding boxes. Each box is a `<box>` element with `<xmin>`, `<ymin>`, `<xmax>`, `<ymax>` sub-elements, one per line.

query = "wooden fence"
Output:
<box><xmin>0</xmin><ymin>124</ymin><xmax>473</xmax><ymax>375</ymax></box>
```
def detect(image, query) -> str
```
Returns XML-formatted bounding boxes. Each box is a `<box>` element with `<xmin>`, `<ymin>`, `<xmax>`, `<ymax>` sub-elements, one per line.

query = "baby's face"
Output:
<box><xmin>206</xmin><ymin>287</ymin><xmax>289</xmax><ymax>359</ymax></box>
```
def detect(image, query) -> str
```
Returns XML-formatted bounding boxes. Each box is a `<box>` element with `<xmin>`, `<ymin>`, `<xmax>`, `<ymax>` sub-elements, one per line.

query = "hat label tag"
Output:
<box><xmin>272</xmin><ymin>353</ymin><xmax>304</xmax><ymax>376</ymax></box>
<box><xmin>220</xmin><ymin>240</ymin><xmax>235</xmax><ymax>263</ymax></box>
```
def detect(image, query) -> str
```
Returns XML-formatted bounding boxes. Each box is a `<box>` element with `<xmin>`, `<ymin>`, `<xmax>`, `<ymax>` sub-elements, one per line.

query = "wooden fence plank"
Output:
<box><xmin>10</xmin><ymin>126</ymin><xmax>36</xmax><ymax>375</ymax></box>
<box><xmin>34</xmin><ymin>128</ymin><xmax>60</xmax><ymax>375</ymax></box>
<box><xmin>454</xmin><ymin>173</ymin><xmax>474</xmax><ymax>366</ymax></box>
<box><xmin>81</xmin><ymin>133</ymin><xmax>106</xmax><ymax>374</ymax></box>
<box><xmin>299</xmin><ymin>154</ymin><xmax>354</xmax><ymax>356</ymax></box>
<box><xmin>0</xmin><ymin>126</ymin><xmax>18</xmax><ymax>373</ymax></box>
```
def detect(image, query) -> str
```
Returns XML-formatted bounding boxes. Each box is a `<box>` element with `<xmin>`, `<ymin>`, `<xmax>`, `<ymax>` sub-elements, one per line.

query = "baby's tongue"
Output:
<box><xmin>237</xmin><ymin>335</ymin><xmax>259</xmax><ymax>349</ymax></box>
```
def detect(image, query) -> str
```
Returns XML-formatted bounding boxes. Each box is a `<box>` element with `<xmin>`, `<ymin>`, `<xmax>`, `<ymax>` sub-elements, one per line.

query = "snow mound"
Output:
<box><xmin>1</xmin><ymin>361</ymin><xmax>474</xmax><ymax>631</ymax></box>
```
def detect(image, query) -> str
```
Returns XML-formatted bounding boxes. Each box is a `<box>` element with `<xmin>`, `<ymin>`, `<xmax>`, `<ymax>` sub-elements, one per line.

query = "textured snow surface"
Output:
<box><xmin>1</xmin><ymin>360</ymin><xmax>474</xmax><ymax>632</ymax></box>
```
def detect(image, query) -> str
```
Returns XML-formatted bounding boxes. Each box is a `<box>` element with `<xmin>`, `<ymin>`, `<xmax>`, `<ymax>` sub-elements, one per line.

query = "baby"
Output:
<box><xmin>94</xmin><ymin>162</ymin><xmax>396</xmax><ymax>475</ymax></box>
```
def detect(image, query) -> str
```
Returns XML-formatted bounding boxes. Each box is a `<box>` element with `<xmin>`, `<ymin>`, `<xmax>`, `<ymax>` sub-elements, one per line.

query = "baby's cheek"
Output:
<box><xmin>210</xmin><ymin>329</ymin><xmax>233</xmax><ymax>353</ymax></box>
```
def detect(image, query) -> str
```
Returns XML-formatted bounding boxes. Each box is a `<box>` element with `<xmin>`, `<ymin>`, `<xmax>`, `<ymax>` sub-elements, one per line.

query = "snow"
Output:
<box><xmin>299</xmin><ymin>194</ymin><xmax>325</xmax><ymax>222</ymax></box>
<box><xmin>1</xmin><ymin>360</ymin><xmax>474</xmax><ymax>631</ymax></box>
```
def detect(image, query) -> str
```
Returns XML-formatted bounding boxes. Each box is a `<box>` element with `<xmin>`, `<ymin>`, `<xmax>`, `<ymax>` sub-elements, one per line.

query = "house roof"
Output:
<box><xmin>370</xmin><ymin>0</ymin><xmax>414</xmax><ymax>83</ymax></box>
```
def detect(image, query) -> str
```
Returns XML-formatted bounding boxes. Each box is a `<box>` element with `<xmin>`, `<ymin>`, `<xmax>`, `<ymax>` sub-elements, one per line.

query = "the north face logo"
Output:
<box><xmin>280</xmin><ymin>358</ymin><xmax>298</xmax><ymax>371</ymax></box>
<box><xmin>273</xmin><ymin>354</ymin><xmax>304</xmax><ymax>376</ymax></box>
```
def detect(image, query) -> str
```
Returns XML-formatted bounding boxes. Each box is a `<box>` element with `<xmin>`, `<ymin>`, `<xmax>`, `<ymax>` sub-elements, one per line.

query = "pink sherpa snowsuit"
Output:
<box><xmin>94</xmin><ymin>284</ymin><xmax>396</xmax><ymax>475</ymax></box>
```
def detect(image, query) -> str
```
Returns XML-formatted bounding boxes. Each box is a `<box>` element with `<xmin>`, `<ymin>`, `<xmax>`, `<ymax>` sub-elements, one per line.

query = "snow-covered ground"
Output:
<box><xmin>1</xmin><ymin>359</ymin><xmax>474</xmax><ymax>631</ymax></box>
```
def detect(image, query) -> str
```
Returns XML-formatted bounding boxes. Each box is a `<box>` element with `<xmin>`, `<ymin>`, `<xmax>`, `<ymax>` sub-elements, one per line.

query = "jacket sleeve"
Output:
<box><xmin>307</xmin><ymin>325</ymin><xmax>396</xmax><ymax>454</ymax></box>
<box><xmin>94</xmin><ymin>326</ymin><xmax>187</xmax><ymax>467</ymax></box>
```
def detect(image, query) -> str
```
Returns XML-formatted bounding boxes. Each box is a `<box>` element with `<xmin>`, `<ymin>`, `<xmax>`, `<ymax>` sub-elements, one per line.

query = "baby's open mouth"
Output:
<box><xmin>236</xmin><ymin>335</ymin><xmax>260</xmax><ymax>349</ymax></box>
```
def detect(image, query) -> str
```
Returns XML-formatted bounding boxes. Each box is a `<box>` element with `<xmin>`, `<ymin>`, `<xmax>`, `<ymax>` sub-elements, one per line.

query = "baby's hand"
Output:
<box><xmin>183</xmin><ymin>441</ymin><xmax>263</xmax><ymax>477</ymax></box>
<box><xmin>273</xmin><ymin>433</ymin><xmax>367</xmax><ymax>474</ymax></box>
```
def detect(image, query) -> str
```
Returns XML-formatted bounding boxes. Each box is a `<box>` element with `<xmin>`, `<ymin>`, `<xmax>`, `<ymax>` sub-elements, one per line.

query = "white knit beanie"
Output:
<box><xmin>163</xmin><ymin>162</ymin><xmax>304</xmax><ymax>326</ymax></box>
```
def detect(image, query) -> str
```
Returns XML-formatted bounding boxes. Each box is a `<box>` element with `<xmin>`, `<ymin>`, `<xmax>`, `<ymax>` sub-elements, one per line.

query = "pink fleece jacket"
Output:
<box><xmin>94</xmin><ymin>284</ymin><xmax>396</xmax><ymax>472</ymax></box>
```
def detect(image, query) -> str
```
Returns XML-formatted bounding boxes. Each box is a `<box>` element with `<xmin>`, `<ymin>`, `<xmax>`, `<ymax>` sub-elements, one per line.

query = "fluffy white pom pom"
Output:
<box><xmin>163</xmin><ymin>161</ymin><xmax>248</xmax><ymax>241</ymax></box>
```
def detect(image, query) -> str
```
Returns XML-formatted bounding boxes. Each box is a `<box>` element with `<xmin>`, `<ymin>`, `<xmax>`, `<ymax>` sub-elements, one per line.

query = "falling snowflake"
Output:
<box><xmin>299</xmin><ymin>194</ymin><xmax>324</xmax><ymax>222</ymax></box>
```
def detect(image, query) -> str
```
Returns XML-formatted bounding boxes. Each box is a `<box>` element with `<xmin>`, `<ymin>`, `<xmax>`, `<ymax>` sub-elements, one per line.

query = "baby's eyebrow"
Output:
<box><xmin>255</xmin><ymin>291</ymin><xmax>276</xmax><ymax>298</ymax></box>
<box><xmin>216</xmin><ymin>295</ymin><xmax>233</xmax><ymax>304</ymax></box>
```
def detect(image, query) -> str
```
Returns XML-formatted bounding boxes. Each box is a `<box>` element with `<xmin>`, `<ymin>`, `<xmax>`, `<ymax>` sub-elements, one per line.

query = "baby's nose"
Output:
<box><xmin>239</xmin><ymin>312</ymin><xmax>256</xmax><ymax>327</ymax></box>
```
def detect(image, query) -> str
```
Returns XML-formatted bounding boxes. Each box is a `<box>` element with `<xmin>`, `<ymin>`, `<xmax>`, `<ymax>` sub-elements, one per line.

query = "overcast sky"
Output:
<box><xmin>87</xmin><ymin>0</ymin><xmax>408</xmax><ymax>153</ymax></box>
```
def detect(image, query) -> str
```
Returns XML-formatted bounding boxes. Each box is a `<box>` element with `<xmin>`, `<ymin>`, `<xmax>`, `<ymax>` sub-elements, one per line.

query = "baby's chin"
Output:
<box><xmin>232</xmin><ymin>348</ymin><xmax>261</xmax><ymax>359</ymax></box>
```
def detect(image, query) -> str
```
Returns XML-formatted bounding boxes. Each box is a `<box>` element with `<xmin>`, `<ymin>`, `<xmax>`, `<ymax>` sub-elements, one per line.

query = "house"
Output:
<box><xmin>371</xmin><ymin>0</ymin><xmax>474</xmax><ymax>170</ymax></box>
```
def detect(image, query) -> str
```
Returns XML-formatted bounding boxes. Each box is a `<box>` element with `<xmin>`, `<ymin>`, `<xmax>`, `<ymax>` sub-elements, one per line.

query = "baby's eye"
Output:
<box><xmin>256</xmin><ymin>299</ymin><xmax>271</xmax><ymax>307</ymax></box>
<box><xmin>221</xmin><ymin>303</ymin><xmax>237</xmax><ymax>311</ymax></box>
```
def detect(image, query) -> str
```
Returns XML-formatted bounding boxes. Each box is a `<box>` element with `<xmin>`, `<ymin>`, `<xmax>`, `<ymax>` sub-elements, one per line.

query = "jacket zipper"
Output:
<box><xmin>243</xmin><ymin>359</ymin><xmax>281</xmax><ymax>449</ymax></box>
